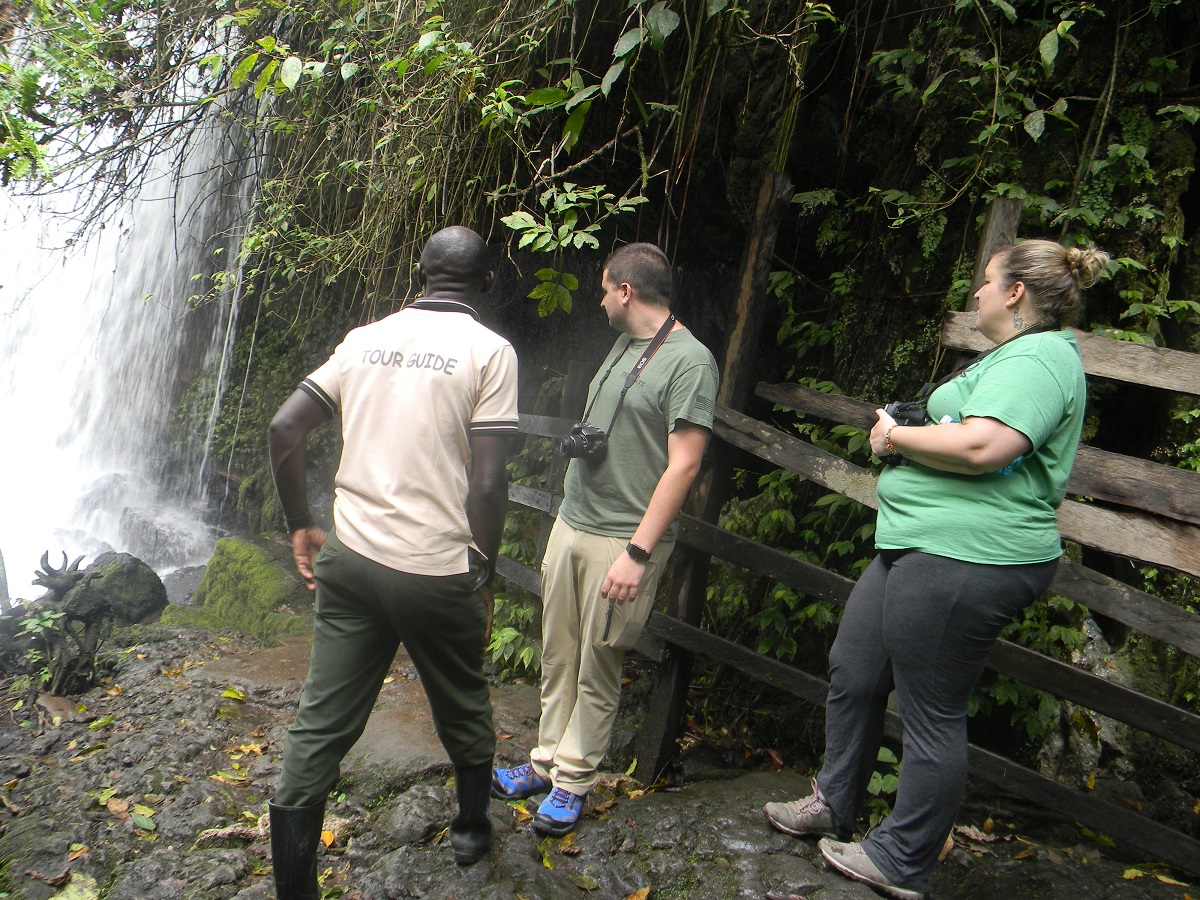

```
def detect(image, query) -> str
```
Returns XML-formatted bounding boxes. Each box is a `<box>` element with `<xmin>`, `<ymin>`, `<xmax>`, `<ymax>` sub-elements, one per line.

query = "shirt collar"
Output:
<box><xmin>407</xmin><ymin>298</ymin><xmax>481</xmax><ymax>322</ymax></box>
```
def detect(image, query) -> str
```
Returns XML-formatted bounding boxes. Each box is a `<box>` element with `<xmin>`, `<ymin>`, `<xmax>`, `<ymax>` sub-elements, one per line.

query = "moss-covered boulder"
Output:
<box><xmin>160</xmin><ymin>537</ymin><xmax>312</xmax><ymax>642</ymax></box>
<box><xmin>84</xmin><ymin>551</ymin><xmax>169</xmax><ymax>625</ymax></box>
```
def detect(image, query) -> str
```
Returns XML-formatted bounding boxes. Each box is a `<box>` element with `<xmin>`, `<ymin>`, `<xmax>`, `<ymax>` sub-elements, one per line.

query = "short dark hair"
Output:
<box><xmin>420</xmin><ymin>225</ymin><xmax>490</xmax><ymax>282</ymax></box>
<box><xmin>603</xmin><ymin>243</ymin><xmax>672</xmax><ymax>307</ymax></box>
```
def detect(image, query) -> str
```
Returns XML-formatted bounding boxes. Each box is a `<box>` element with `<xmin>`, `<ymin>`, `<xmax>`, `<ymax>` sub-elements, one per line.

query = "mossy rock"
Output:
<box><xmin>160</xmin><ymin>537</ymin><xmax>311</xmax><ymax>642</ymax></box>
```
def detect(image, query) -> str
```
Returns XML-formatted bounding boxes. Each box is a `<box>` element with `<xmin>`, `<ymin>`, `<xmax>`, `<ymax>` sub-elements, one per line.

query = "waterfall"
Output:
<box><xmin>0</xmin><ymin>115</ymin><xmax>259</xmax><ymax>598</ymax></box>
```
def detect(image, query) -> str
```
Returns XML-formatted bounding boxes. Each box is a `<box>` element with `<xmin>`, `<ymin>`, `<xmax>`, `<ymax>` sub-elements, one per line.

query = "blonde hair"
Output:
<box><xmin>993</xmin><ymin>239</ymin><xmax>1110</xmax><ymax>326</ymax></box>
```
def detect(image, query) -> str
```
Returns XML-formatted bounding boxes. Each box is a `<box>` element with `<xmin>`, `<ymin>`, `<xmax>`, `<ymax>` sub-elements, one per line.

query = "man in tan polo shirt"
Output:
<box><xmin>266</xmin><ymin>225</ymin><xmax>518</xmax><ymax>897</ymax></box>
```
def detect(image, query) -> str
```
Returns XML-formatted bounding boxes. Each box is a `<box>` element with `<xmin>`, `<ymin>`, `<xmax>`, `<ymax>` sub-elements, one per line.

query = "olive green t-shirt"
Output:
<box><xmin>558</xmin><ymin>327</ymin><xmax>719</xmax><ymax>540</ymax></box>
<box><xmin>876</xmin><ymin>330</ymin><xmax>1085</xmax><ymax>564</ymax></box>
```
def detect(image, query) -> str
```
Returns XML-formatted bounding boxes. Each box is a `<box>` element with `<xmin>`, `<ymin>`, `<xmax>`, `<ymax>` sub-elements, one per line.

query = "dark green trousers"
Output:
<box><xmin>275</xmin><ymin>530</ymin><xmax>495</xmax><ymax>807</ymax></box>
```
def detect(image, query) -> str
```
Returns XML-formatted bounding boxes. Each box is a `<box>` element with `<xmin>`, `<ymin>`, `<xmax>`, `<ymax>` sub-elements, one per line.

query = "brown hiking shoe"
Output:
<box><xmin>762</xmin><ymin>778</ymin><xmax>834</xmax><ymax>837</ymax></box>
<box><xmin>818</xmin><ymin>837</ymin><xmax>924</xmax><ymax>900</ymax></box>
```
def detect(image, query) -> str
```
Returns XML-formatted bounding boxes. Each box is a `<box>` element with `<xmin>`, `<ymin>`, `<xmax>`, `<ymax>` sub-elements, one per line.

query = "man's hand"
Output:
<box><xmin>601</xmin><ymin>552</ymin><xmax>647</xmax><ymax>605</ymax></box>
<box><xmin>291</xmin><ymin>526</ymin><xmax>328</xmax><ymax>590</ymax></box>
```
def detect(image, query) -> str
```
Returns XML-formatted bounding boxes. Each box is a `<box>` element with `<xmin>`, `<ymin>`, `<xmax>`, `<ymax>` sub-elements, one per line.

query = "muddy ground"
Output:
<box><xmin>0</xmin><ymin>624</ymin><xmax>1195</xmax><ymax>899</ymax></box>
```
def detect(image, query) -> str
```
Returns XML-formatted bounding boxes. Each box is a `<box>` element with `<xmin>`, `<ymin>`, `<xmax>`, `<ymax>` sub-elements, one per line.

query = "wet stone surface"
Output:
<box><xmin>0</xmin><ymin>622</ymin><xmax>1193</xmax><ymax>899</ymax></box>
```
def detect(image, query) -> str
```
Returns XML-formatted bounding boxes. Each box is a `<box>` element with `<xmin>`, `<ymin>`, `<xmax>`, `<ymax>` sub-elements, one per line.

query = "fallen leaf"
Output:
<box><xmin>593</xmin><ymin>799</ymin><xmax>618</xmax><ymax>813</ymax></box>
<box><xmin>26</xmin><ymin>868</ymin><xmax>71</xmax><ymax>886</ymax></box>
<box><xmin>321</xmin><ymin>830</ymin><xmax>335</xmax><ymax>847</ymax></box>
<box><xmin>955</xmin><ymin>825</ymin><xmax>997</xmax><ymax>843</ymax></box>
<box><xmin>625</xmin><ymin>890</ymin><xmax>650</xmax><ymax>900</ymax></box>
<box><xmin>568</xmin><ymin>873</ymin><xmax>599</xmax><ymax>891</ymax></box>
<box><xmin>221</xmin><ymin>686</ymin><xmax>247</xmax><ymax>702</ymax></box>
<box><xmin>106</xmin><ymin>685</ymin><xmax>123</xmax><ymax>696</ymax></box>
<box><xmin>983</xmin><ymin>817</ymin><xmax>994</xmax><ymax>833</ymax></box>
<box><xmin>1014</xmin><ymin>848</ymin><xmax>1034</xmax><ymax>860</ymax></box>
<box><xmin>382</xmin><ymin>676</ymin><xmax>395</xmax><ymax>684</ymax></box>
<box><xmin>67</xmin><ymin>844</ymin><xmax>90</xmax><ymax>862</ymax></box>
<box><xmin>1153</xmin><ymin>873</ymin><xmax>1189</xmax><ymax>886</ymax></box>
<box><xmin>106</xmin><ymin>798</ymin><xmax>130</xmax><ymax>820</ymax></box>
<box><xmin>765</xmin><ymin>749</ymin><xmax>784</xmax><ymax>771</ymax></box>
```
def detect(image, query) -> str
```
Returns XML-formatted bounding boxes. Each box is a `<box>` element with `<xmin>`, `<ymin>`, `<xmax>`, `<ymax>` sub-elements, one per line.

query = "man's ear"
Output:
<box><xmin>619</xmin><ymin>281</ymin><xmax>634</xmax><ymax>304</ymax></box>
<box><xmin>482</xmin><ymin>270</ymin><xmax>495</xmax><ymax>293</ymax></box>
<box><xmin>417</xmin><ymin>263</ymin><xmax>428</xmax><ymax>287</ymax></box>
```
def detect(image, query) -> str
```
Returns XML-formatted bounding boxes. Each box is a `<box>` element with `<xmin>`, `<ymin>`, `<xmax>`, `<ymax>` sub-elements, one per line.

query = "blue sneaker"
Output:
<box><xmin>491</xmin><ymin>763</ymin><xmax>550</xmax><ymax>801</ymax></box>
<box><xmin>533</xmin><ymin>786</ymin><xmax>586</xmax><ymax>836</ymax></box>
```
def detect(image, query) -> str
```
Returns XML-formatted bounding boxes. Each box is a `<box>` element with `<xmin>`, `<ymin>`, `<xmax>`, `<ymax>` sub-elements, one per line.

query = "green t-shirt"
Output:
<box><xmin>876</xmin><ymin>330</ymin><xmax>1085</xmax><ymax>564</ymax></box>
<box><xmin>558</xmin><ymin>327</ymin><xmax>719</xmax><ymax>540</ymax></box>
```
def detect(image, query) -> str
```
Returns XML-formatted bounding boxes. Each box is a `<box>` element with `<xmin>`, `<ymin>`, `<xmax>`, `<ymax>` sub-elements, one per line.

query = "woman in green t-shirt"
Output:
<box><xmin>762</xmin><ymin>239</ymin><xmax>1109</xmax><ymax>900</ymax></box>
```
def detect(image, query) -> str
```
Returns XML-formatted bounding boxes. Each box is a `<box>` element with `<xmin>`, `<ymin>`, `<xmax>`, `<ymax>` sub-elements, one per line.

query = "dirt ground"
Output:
<box><xmin>0</xmin><ymin>625</ymin><xmax>1195</xmax><ymax>899</ymax></box>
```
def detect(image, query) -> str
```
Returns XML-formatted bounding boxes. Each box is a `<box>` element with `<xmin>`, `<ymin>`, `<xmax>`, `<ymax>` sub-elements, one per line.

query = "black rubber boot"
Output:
<box><xmin>449</xmin><ymin>762</ymin><xmax>494</xmax><ymax>865</ymax></box>
<box><xmin>269</xmin><ymin>800</ymin><xmax>325</xmax><ymax>899</ymax></box>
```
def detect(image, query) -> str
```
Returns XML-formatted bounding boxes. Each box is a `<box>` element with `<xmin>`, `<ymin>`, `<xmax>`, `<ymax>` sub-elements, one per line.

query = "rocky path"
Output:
<box><xmin>0</xmin><ymin>625</ymin><xmax>1194</xmax><ymax>899</ymax></box>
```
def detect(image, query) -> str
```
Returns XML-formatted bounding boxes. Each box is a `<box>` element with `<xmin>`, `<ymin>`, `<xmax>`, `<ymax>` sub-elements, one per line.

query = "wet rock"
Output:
<box><xmin>382</xmin><ymin>782</ymin><xmax>454</xmax><ymax>845</ymax></box>
<box><xmin>162</xmin><ymin>563</ymin><xmax>206</xmax><ymax>605</ymax></box>
<box><xmin>77</xmin><ymin>550</ymin><xmax>169</xmax><ymax>624</ymax></box>
<box><xmin>119</xmin><ymin>506</ymin><xmax>213</xmax><ymax>570</ymax></box>
<box><xmin>160</xmin><ymin>537</ymin><xmax>311</xmax><ymax>641</ymax></box>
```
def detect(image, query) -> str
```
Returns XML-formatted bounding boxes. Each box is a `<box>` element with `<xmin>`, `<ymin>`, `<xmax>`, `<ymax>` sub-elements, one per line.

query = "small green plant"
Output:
<box><xmin>17</xmin><ymin>610</ymin><xmax>66</xmax><ymax>689</ymax></box>
<box><xmin>865</xmin><ymin>745</ymin><xmax>901</xmax><ymax>828</ymax></box>
<box><xmin>487</xmin><ymin>590</ymin><xmax>541</xmax><ymax>680</ymax></box>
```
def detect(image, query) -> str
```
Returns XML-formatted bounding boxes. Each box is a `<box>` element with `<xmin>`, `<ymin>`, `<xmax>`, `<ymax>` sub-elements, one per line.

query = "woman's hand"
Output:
<box><xmin>870</xmin><ymin>408</ymin><xmax>898</xmax><ymax>458</ymax></box>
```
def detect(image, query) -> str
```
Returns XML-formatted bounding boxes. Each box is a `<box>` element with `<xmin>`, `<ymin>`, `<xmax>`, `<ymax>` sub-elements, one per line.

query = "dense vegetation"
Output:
<box><xmin>4</xmin><ymin>0</ymin><xmax>1198</xmax><ymax>801</ymax></box>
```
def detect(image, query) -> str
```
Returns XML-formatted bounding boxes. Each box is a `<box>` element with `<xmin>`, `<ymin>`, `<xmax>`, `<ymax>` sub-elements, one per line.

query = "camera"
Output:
<box><xmin>554</xmin><ymin>422</ymin><xmax>608</xmax><ymax>461</ymax></box>
<box><xmin>883</xmin><ymin>401</ymin><xmax>931</xmax><ymax>428</ymax></box>
<box><xmin>881</xmin><ymin>401</ymin><xmax>931</xmax><ymax>466</ymax></box>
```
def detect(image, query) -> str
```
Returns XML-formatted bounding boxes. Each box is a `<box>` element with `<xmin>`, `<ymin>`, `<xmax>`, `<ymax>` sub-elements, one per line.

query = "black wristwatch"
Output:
<box><xmin>626</xmin><ymin>541</ymin><xmax>652</xmax><ymax>563</ymax></box>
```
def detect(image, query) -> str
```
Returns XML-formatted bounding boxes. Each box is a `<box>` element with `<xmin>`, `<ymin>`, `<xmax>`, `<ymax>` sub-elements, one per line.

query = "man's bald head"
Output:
<box><xmin>420</xmin><ymin>226</ymin><xmax>490</xmax><ymax>284</ymax></box>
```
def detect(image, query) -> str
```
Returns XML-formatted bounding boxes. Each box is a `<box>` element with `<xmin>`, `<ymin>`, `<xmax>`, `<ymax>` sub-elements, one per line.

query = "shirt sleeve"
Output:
<box><xmin>666</xmin><ymin>359</ymin><xmax>719</xmax><ymax>433</ymax></box>
<box><xmin>959</xmin><ymin>353</ymin><xmax>1067</xmax><ymax>450</ymax></box>
<box><xmin>299</xmin><ymin>344</ymin><xmax>345</xmax><ymax>416</ymax></box>
<box><xmin>470</xmin><ymin>342</ymin><xmax>520</xmax><ymax>434</ymax></box>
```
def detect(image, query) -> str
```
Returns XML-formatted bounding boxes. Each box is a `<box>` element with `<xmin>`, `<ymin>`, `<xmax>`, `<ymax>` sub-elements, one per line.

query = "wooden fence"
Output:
<box><xmin>497</xmin><ymin>313</ymin><xmax>1200</xmax><ymax>878</ymax></box>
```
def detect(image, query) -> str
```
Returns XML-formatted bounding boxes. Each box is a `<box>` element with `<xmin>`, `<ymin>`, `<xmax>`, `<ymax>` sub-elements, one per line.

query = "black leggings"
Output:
<box><xmin>816</xmin><ymin>550</ymin><xmax>1057</xmax><ymax>892</ymax></box>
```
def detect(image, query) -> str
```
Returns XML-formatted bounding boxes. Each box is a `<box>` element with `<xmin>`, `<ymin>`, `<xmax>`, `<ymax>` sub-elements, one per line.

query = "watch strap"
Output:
<box><xmin>626</xmin><ymin>541</ymin><xmax>652</xmax><ymax>563</ymax></box>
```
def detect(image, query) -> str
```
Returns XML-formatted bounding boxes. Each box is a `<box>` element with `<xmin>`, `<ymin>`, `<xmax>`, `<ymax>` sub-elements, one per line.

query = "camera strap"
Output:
<box><xmin>583</xmin><ymin>314</ymin><xmax>677</xmax><ymax>435</ymax></box>
<box><xmin>917</xmin><ymin>322</ymin><xmax>1056</xmax><ymax>400</ymax></box>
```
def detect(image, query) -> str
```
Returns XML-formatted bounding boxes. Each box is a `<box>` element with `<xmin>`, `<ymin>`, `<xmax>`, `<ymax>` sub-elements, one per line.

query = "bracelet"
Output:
<box><xmin>884</xmin><ymin>426</ymin><xmax>897</xmax><ymax>455</ymax></box>
<box><xmin>285</xmin><ymin>512</ymin><xmax>314</xmax><ymax>532</ymax></box>
<box><xmin>626</xmin><ymin>541</ymin><xmax>652</xmax><ymax>563</ymax></box>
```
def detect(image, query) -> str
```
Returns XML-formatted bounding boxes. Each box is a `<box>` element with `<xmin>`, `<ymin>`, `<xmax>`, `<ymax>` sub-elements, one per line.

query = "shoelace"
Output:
<box><xmin>548</xmin><ymin>788</ymin><xmax>576</xmax><ymax>809</ymax></box>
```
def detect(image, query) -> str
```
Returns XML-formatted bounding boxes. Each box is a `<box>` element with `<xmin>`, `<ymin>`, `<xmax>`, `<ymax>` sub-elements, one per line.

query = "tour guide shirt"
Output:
<box><xmin>875</xmin><ymin>329</ymin><xmax>1085</xmax><ymax>565</ymax></box>
<box><xmin>300</xmin><ymin>300</ymin><xmax>519</xmax><ymax>576</ymax></box>
<box><xmin>558</xmin><ymin>327</ymin><xmax>719</xmax><ymax>543</ymax></box>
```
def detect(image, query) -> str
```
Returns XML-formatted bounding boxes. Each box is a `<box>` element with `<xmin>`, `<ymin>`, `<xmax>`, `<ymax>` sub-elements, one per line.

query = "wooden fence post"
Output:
<box><xmin>966</xmin><ymin>197</ymin><xmax>1024</xmax><ymax>306</ymax></box>
<box><xmin>634</xmin><ymin>171</ymin><xmax>794</xmax><ymax>784</ymax></box>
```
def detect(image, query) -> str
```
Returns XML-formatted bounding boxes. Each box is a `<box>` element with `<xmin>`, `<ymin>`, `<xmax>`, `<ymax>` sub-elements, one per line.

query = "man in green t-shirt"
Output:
<box><xmin>493</xmin><ymin>243</ymin><xmax>719</xmax><ymax>836</ymax></box>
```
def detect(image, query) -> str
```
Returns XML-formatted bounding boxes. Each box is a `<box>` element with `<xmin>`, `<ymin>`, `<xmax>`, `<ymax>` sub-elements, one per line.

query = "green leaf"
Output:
<box><xmin>562</xmin><ymin>100</ymin><xmax>590</xmax><ymax>151</ymax></box>
<box><xmin>88</xmin><ymin>714</ymin><xmax>116</xmax><ymax>730</ymax></box>
<box><xmin>613</xmin><ymin>28</ymin><xmax>646</xmax><ymax>59</ymax></box>
<box><xmin>416</xmin><ymin>30</ymin><xmax>440</xmax><ymax>53</ymax></box>
<box><xmin>1023</xmin><ymin>110</ymin><xmax>1045</xmax><ymax>140</ymax></box>
<box><xmin>222</xmin><ymin>686</ymin><xmax>248</xmax><ymax>701</ymax></box>
<box><xmin>566</xmin><ymin>85</ymin><xmax>598</xmax><ymax>111</ymax></box>
<box><xmin>501</xmin><ymin>211</ymin><xmax>537</xmax><ymax>230</ymax></box>
<box><xmin>340</xmin><ymin>62</ymin><xmax>359</xmax><ymax>80</ymax></box>
<box><xmin>534</xmin><ymin>268</ymin><xmax>558</xmax><ymax>281</ymax></box>
<box><xmin>647</xmin><ymin>3</ymin><xmax>681</xmax><ymax>49</ymax></box>
<box><xmin>254</xmin><ymin>58</ymin><xmax>278</xmax><ymax>98</ymax></box>
<box><xmin>279</xmin><ymin>56</ymin><xmax>303</xmax><ymax>90</ymax></box>
<box><xmin>562</xmin><ymin>273</ymin><xmax>579</xmax><ymax>290</ymax></box>
<box><xmin>921</xmin><ymin>71</ymin><xmax>947</xmax><ymax>104</ymax></box>
<box><xmin>601</xmin><ymin>60</ymin><xmax>627</xmax><ymax>97</ymax></box>
<box><xmin>1038</xmin><ymin>29</ymin><xmax>1059</xmax><ymax>72</ymax></box>
<box><xmin>231</xmin><ymin>52</ymin><xmax>260</xmax><ymax>89</ymax></box>
<box><xmin>707</xmin><ymin>0</ymin><xmax>730</xmax><ymax>17</ymax></box>
<box><xmin>525</xmin><ymin>87</ymin><xmax>569</xmax><ymax>107</ymax></box>
<box><xmin>989</xmin><ymin>0</ymin><xmax>1017</xmax><ymax>22</ymax></box>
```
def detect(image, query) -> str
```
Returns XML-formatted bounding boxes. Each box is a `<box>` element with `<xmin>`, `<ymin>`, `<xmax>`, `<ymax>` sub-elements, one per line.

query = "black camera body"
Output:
<box><xmin>883</xmin><ymin>401</ymin><xmax>931</xmax><ymax>428</ymax></box>
<box><xmin>554</xmin><ymin>422</ymin><xmax>608</xmax><ymax>461</ymax></box>
<box><xmin>881</xmin><ymin>401</ymin><xmax>931</xmax><ymax>466</ymax></box>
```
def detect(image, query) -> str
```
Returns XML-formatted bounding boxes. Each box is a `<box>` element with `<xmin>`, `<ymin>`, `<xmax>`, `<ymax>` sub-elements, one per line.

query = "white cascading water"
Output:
<box><xmin>0</xmin><ymin>115</ymin><xmax>258</xmax><ymax>601</ymax></box>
